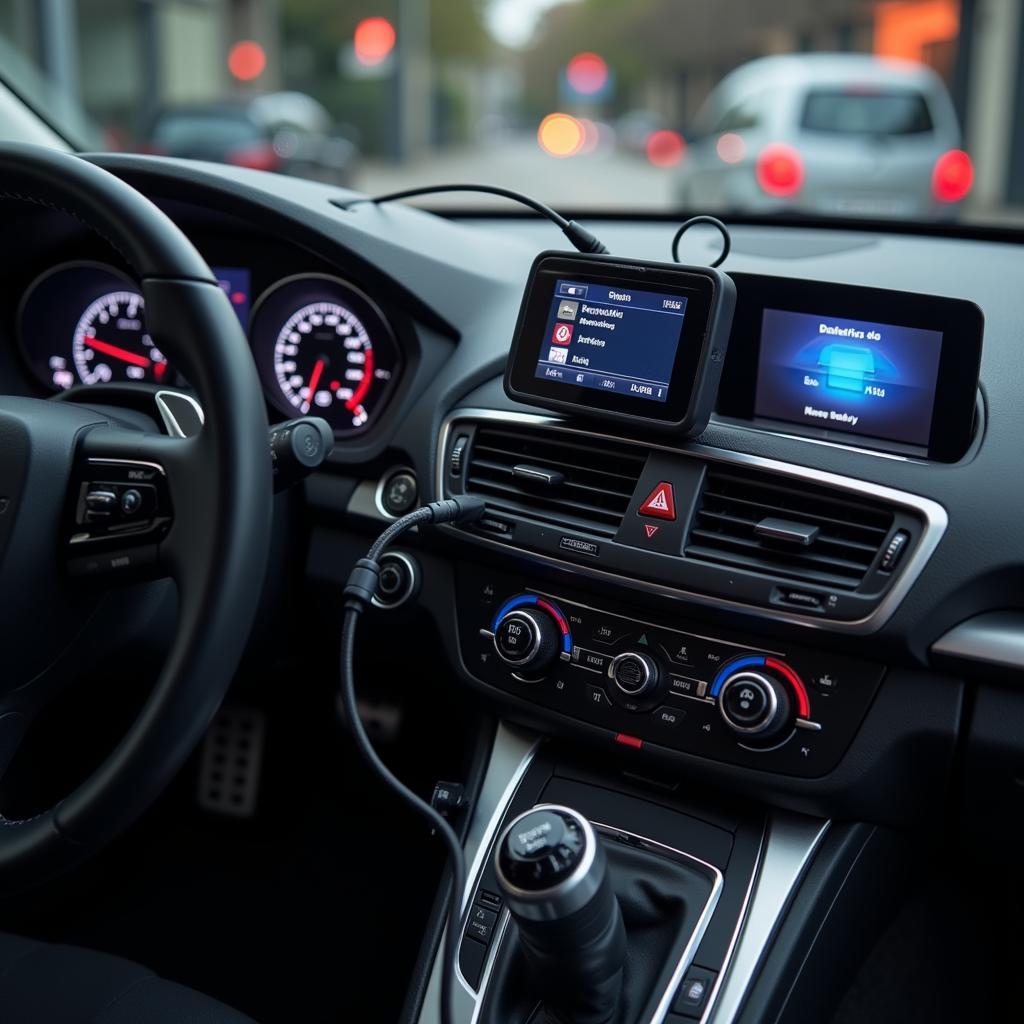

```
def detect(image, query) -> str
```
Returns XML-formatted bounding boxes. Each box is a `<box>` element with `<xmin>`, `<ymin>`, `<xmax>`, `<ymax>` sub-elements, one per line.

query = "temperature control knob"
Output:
<box><xmin>494</xmin><ymin>606</ymin><xmax>561</xmax><ymax>673</ymax></box>
<box><xmin>718</xmin><ymin>669</ymin><xmax>792</xmax><ymax>744</ymax></box>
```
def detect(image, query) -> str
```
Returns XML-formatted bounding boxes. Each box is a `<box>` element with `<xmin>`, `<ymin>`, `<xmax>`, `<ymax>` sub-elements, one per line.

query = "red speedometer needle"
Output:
<box><xmin>89</xmin><ymin>338</ymin><xmax>151</xmax><ymax>368</ymax></box>
<box><xmin>305</xmin><ymin>358</ymin><xmax>325</xmax><ymax>412</ymax></box>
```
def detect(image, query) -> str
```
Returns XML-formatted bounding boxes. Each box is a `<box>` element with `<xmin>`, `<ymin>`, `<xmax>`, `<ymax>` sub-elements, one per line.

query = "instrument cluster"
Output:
<box><xmin>17</xmin><ymin>262</ymin><xmax>404</xmax><ymax>437</ymax></box>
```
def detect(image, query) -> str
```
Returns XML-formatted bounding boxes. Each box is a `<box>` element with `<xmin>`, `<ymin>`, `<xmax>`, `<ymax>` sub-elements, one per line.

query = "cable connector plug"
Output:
<box><xmin>343</xmin><ymin>557</ymin><xmax>381</xmax><ymax>611</ymax></box>
<box><xmin>563</xmin><ymin>220</ymin><xmax>610</xmax><ymax>254</ymax></box>
<box><xmin>424</xmin><ymin>495</ymin><xmax>487</xmax><ymax>525</ymax></box>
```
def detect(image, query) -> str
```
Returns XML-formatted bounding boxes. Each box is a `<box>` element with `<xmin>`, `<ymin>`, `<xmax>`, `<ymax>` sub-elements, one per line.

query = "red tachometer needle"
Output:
<box><xmin>88</xmin><ymin>338</ymin><xmax>151</xmax><ymax>368</ymax></box>
<box><xmin>305</xmin><ymin>358</ymin><xmax>325</xmax><ymax>412</ymax></box>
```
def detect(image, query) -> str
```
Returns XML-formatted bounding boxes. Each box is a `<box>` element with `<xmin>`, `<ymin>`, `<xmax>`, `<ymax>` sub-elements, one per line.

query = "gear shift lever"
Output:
<box><xmin>495</xmin><ymin>805</ymin><xmax>627</xmax><ymax>1024</ymax></box>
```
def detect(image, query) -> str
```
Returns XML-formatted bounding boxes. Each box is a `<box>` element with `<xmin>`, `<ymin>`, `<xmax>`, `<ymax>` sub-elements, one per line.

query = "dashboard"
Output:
<box><xmin>2</xmin><ymin>153</ymin><xmax>1022</xmax><ymax>831</ymax></box>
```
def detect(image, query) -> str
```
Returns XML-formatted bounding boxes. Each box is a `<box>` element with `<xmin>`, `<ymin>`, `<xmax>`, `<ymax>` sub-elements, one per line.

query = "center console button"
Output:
<box><xmin>496</xmin><ymin>612</ymin><xmax>538</xmax><ymax>663</ymax></box>
<box><xmin>722</xmin><ymin>674</ymin><xmax>770</xmax><ymax>725</ymax></box>
<box><xmin>609</xmin><ymin>651</ymin><xmax>659</xmax><ymax>698</ymax></box>
<box><xmin>572</xmin><ymin>647</ymin><xmax>610</xmax><ymax>673</ymax></box>
<box><xmin>653</xmin><ymin>706</ymin><xmax>684</xmax><ymax>729</ymax></box>
<box><xmin>586</xmin><ymin>684</ymin><xmax>611</xmax><ymax>707</ymax></box>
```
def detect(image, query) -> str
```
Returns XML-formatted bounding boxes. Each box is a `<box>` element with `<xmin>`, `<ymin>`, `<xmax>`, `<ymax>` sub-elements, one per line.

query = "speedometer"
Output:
<box><xmin>72</xmin><ymin>290</ymin><xmax>168</xmax><ymax>385</ymax></box>
<box><xmin>273</xmin><ymin>301</ymin><xmax>377</xmax><ymax>428</ymax></box>
<box><xmin>252</xmin><ymin>275</ymin><xmax>402</xmax><ymax>435</ymax></box>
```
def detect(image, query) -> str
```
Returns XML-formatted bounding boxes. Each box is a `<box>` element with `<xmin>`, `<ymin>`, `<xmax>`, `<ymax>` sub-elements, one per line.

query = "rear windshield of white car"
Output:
<box><xmin>800</xmin><ymin>88</ymin><xmax>934</xmax><ymax>135</ymax></box>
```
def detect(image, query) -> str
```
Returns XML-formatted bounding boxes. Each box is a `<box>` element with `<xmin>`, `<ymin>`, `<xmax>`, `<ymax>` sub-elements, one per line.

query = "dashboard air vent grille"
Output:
<box><xmin>686</xmin><ymin>465</ymin><xmax>895</xmax><ymax>590</ymax></box>
<box><xmin>465</xmin><ymin>425</ymin><xmax>646</xmax><ymax>537</ymax></box>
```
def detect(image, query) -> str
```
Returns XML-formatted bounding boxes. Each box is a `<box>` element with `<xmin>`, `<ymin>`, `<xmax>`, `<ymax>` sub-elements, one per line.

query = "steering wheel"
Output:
<box><xmin>0</xmin><ymin>144</ymin><xmax>272</xmax><ymax>887</ymax></box>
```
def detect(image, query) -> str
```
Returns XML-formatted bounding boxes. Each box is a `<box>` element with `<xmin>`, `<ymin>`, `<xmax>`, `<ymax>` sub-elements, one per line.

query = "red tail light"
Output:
<box><xmin>932</xmin><ymin>149</ymin><xmax>973</xmax><ymax>203</ymax></box>
<box><xmin>756</xmin><ymin>143</ymin><xmax>804</xmax><ymax>197</ymax></box>
<box><xmin>227</xmin><ymin>141</ymin><xmax>280</xmax><ymax>171</ymax></box>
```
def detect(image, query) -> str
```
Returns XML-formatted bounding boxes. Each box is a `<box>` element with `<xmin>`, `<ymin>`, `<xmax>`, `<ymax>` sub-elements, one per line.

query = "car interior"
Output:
<box><xmin>0</xmin><ymin>5</ymin><xmax>1022</xmax><ymax>1024</ymax></box>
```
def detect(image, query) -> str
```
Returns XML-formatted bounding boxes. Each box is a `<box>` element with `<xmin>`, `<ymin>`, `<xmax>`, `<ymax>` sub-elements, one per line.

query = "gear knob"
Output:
<box><xmin>495</xmin><ymin>805</ymin><xmax>626</xmax><ymax>1023</ymax></box>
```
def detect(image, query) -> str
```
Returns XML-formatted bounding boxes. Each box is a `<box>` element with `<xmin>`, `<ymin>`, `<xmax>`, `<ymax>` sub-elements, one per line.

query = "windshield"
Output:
<box><xmin>0</xmin><ymin>0</ymin><xmax>1003</xmax><ymax>224</ymax></box>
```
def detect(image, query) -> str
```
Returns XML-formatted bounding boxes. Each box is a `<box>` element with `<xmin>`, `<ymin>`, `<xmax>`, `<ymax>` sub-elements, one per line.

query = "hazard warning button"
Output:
<box><xmin>638</xmin><ymin>482</ymin><xmax>676</xmax><ymax>521</ymax></box>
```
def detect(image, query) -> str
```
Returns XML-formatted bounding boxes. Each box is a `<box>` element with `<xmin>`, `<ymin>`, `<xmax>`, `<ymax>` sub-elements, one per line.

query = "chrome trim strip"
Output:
<box><xmin>708</xmin><ymin>815</ymin><xmax>830</xmax><ymax>1023</ymax></box>
<box><xmin>436</xmin><ymin>409</ymin><xmax>948</xmax><ymax>635</ymax></box>
<box><xmin>155</xmin><ymin>389</ymin><xmax>204</xmax><ymax>438</ymax></box>
<box><xmin>86</xmin><ymin>457</ymin><xmax>165</xmax><ymax>476</ymax></box>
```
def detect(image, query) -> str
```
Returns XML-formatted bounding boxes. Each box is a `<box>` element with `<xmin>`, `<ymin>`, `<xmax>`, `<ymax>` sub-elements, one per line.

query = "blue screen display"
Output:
<box><xmin>754</xmin><ymin>308</ymin><xmax>943</xmax><ymax>448</ymax></box>
<box><xmin>212</xmin><ymin>266</ymin><xmax>251</xmax><ymax>327</ymax></box>
<box><xmin>533</xmin><ymin>279</ymin><xmax>688</xmax><ymax>403</ymax></box>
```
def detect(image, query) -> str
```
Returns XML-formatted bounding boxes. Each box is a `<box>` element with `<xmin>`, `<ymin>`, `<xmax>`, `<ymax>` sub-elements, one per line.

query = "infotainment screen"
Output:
<box><xmin>505</xmin><ymin>253</ymin><xmax>735</xmax><ymax>434</ymax></box>
<box><xmin>534</xmin><ymin>280</ymin><xmax>687</xmax><ymax>404</ymax></box>
<box><xmin>754</xmin><ymin>309</ymin><xmax>943</xmax><ymax>448</ymax></box>
<box><xmin>718</xmin><ymin>274</ymin><xmax>983</xmax><ymax>462</ymax></box>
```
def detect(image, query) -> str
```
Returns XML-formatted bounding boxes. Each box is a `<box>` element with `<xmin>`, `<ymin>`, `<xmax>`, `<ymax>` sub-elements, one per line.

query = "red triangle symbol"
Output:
<box><xmin>638</xmin><ymin>482</ymin><xmax>676</xmax><ymax>521</ymax></box>
<box><xmin>643</xmin><ymin>524</ymin><xmax>660</xmax><ymax>539</ymax></box>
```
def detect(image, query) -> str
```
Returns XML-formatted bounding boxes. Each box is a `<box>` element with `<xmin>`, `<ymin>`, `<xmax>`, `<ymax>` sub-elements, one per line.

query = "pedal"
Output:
<box><xmin>197</xmin><ymin>705</ymin><xmax>266</xmax><ymax>818</ymax></box>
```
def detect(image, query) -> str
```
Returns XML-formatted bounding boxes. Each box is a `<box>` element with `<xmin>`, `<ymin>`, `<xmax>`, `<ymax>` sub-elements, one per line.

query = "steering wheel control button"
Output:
<box><xmin>638</xmin><ymin>481</ymin><xmax>676</xmax><ymax>520</ymax></box>
<box><xmin>380</xmin><ymin>469</ymin><xmax>418</xmax><ymax>517</ymax></box>
<box><xmin>371</xmin><ymin>552</ymin><xmax>419</xmax><ymax>610</ymax></box>
<box><xmin>119</xmin><ymin>488</ymin><xmax>142</xmax><ymax>515</ymax></box>
<box><xmin>85</xmin><ymin>489</ymin><xmax>117</xmax><ymax>514</ymax></box>
<box><xmin>609</xmin><ymin>651</ymin><xmax>659</xmax><ymax>698</ymax></box>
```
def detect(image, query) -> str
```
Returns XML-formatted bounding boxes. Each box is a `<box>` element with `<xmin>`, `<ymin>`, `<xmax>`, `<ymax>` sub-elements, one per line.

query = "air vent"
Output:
<box><xmin>686</xmin><ymin>465</ymin><xmax>896</xmax><ymax>590</ymax></box>
<box><xmin>465</xmin><ymin>425</ymin><xmax>646</xmax><ymax>537</ymax></box>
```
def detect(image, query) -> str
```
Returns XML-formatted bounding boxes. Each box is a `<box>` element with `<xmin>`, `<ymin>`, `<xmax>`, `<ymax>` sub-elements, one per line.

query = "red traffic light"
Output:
<box><xmin>227</xmin><ymin>40</ymin><xmax>266</xmax><ymax>81</ymax></box>
<box><xmin>566</xmin><ymin>52</ymin><xmax>608</xmax><ymax>95</ymax></box>
<box><xmin>354</xmin><ymin>17</ymin><xmax>396</xmax><ymax>66</ymax></box>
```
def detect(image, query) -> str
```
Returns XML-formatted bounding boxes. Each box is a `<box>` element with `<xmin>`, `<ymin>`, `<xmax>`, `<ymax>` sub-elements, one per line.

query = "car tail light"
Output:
<box><xmin>756</xmin><ymin>143</ymin><xmax>804</xmax><ymax>197</ymax></box>
<box><xmin>932</xmin><ymin>149</ymin><xmax>973</xmax><ymax>203</ymax></box>
<box><xmin>227</xmin><ymin>141</ymin><xmax>280</xmax><ymax>171</ymax></box>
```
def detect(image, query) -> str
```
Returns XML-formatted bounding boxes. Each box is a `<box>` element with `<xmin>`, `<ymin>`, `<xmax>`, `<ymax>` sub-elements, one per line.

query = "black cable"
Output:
<box><xmin>339</xmin><ymin>495</ymin><xmax>486</xmax><ymax>1024</ymax></box>
<box><xmin>336</xmin><ymin>183</ymin><xmax>610</xmax><ymax>255</ymax></box>
<box><xmin>671</xmin><ymin>214</ymin><xmax>731</xmax><ymax>268</ymax></box>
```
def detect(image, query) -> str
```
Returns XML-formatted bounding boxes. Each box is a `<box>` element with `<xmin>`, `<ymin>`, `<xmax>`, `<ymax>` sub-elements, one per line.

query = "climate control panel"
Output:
<box><xmin>459</xmin><ymin>564</ymin><xmax>885</xmax><ymax>778</ymax></box>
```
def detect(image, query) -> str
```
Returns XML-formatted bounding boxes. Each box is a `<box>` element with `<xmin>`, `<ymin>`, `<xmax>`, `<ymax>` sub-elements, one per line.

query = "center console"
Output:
<box><xmin>458</xmin><ymin>564</ymin><xmax>883</xmax><ymax>779</ymax></box>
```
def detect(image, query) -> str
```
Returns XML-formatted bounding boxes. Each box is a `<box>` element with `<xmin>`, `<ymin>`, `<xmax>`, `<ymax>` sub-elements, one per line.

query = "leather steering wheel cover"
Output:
<box><xmin>0</xmin><ymin>143</ymin><xmax>272</xmax><ymax>883</ymax></box>
<box><xmin>0</xmin><ymin>142</ymin><xmax>214</xmax><ymax>282</ymax></box>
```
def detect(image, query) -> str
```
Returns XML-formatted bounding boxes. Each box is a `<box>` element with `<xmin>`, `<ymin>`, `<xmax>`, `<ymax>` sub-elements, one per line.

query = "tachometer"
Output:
<box><xmin>72</xmin><ymin>290</ymin><xmax>169</xmax><ymax>385</ymax></box>
<box><xmin>252</xmin><ymin>274</ymin><xmax>402</xmax><ymax>435</ymax></box>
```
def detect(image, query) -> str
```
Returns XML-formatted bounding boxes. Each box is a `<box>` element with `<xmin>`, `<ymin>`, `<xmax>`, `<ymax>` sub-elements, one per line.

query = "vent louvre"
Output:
<box><xmin>465</xmin><ymin>426</ymin><xmax>646</xmax><ymax>537</ymax></box>
<box><xmin>686</xmin><ymin>465</ymin><xmax>895</xmax><ymax>590</ymax></box>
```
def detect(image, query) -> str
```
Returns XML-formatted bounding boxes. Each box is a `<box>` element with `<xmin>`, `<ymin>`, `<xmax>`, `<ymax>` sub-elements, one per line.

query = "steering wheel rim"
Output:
<box><xmin>0</xmin><ymin>143</ymin><xmax>272</xmax><ymax>887</ymax></box>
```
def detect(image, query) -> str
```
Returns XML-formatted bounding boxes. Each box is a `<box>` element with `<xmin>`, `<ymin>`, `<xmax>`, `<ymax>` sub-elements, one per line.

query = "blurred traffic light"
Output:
<box><xmin>537</xmin><ymin>113</ymin><xmax>585</xmax><ymax>157</ymax></box>
<box><xmin>227</xmin><ymin>40</ymin><xmax>266</xmax><ymax>81</ymax></box>
<box><xmin>566</xmin><ymin>52</ymin><xmax>608</xmax><ymax>95</ymax></box>
<box><xmin>354</xmin><ymin>17</ymin><xmax>397</xmax><ymax>66</ymax></box>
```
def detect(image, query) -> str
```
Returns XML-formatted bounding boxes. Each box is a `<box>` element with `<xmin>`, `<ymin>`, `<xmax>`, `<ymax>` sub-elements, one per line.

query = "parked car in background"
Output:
<box><xmin>147</xmin><ymin>91</ymin><xmax>358</xmax><ymax>186</ymax></box>
<box><xmin>675</xmin><ymin>53</ymin><xmax>972</xmax><ymax>218</ymax></box>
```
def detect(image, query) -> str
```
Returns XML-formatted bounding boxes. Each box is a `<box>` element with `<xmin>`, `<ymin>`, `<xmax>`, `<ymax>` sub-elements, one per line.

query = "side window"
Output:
<box><xmin>713</xmin><ymin>99</ymin><xmax>761</xmax><ymax>133</ymax></box>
